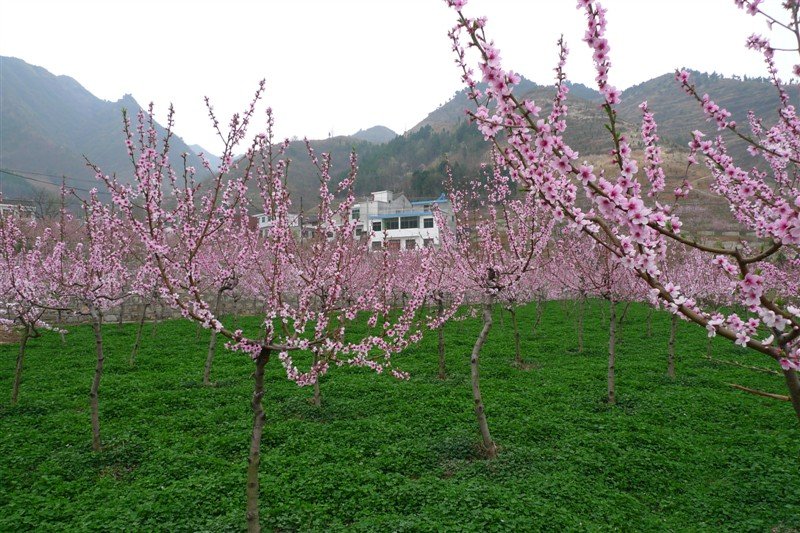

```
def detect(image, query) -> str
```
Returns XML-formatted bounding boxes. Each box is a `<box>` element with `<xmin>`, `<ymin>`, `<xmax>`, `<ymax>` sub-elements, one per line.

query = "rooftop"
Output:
<box><xmin>410</xmin><ymin>193</ymin><xmax>448</xmax><ymax>205</ymax></box>
<box><xmin>369</xmin><ymin>211</ymin><xmax>433</xmax><ymax>219</ymax></box>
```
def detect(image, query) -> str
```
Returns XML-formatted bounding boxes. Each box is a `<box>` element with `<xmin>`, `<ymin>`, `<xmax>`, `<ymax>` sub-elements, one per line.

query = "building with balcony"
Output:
<box><xmin>254</xmin><ymin>212</ymin><xmax>302</xmax><ymax>237</ymax></box>
<box><xmin>349</xmin><ymin>190</ymin><xmax>454</xmax><ymax>250</ymax></box>
<box><xmin>0</xmin><ymin>201</ymin><xmax>36</xmax><ymax>220</ymax></box>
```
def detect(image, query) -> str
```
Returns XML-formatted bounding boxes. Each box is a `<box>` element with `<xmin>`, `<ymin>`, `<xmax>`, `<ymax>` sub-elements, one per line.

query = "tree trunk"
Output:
<box><xmin>203</xmin><ymin>289</ymin><xmax>224</xmax><ymax>385</ymax></box>
<box><xmin>437</xmin><ymin>326</ymin><xmax>446</xmax><ymax>379</ymax></box>
<box><xmin>117</xmin><ymin>301</ymin><xmax>125</xmax><ymax>330</ymax></box>
<box><xmin>471</xmin><ymin>299</ymin><xmax>498</xmax><ymax>458</ymax></box>
<box><xmin>11</xmin><ymin>325</ymin><xmax>30</xmax><ymax>405</ymax></box>
<box><xmin>617</xmin><ymin>301</ymin><xmax>631</xmax><ymax>326</ymax></box>
<box><xmin>667</xmin><ymin>314</ymin><xmax>677</xmax><ymax>379</ymax></box>
<box><xmin>498</xmin><ymin>305</ymin><xmax>505</xmax><ymax>328</ymax></box>
<box><xmin>577</xmin><ymin>296</ymin><xmax>585</xmax><ymax>353</ymax></box>
<box><xmin>151</xmin><ymin>303</ymin><xmax>160</xmax><ymax>337</ymax></box>
<box><xmin>246</xmin><ymin>349</ymin><xmax>269</xmax><ymax>533</ymax></box>
<box><xmin>232</xmin><ymin>296</ymin><xmax>239</xmax><ymax>330</ymax></box>
<box><xmin>784</xmin><ymin>368</ymin><xmax>800</xmax><ymax>425</ymax></box>
<box><xmin>617</xmin><ymin>302</ymin><xmax>631</xmax><ymax>336</ymax></box>
<box><xmin>58</xmin><ymin>310</ymin><xmax>66</xmax><ymax>345</ymax></box>
<box><xmin>90</xmin><ymin>309</ymin><xmax>105</xmax><ymax>452</ymax></box>
<box><xmin>312</xmin><ymin>378</ymin><xmax>321</xmax><ymax>407</ymax></box>
<box><xmin>204</xmin><ymin>331</ymin><xmax>218</xmax><ymax>386</ymax></box>
<box><xmin>437</xmin><ymin>294</ymin><xmax>446</xmax><ymax>380</ymax></box>
<box><xmin>531</xmin><ymin>298</ymin><xmax>544</xmax><ymax>336</ymax></box>
<box><xmin>511</xmin><ymin>307</ymin><xmax>521</xmax><ymax>365</ymax></box>
<box><xmin>560</xmin><ymin>299</ymin><xmax>571</xmax><ymax>319</ymax></box>
<box><xmin>312</xmin><ymin>352</ymin><xmax>321</xmax><ymax>407</ymax></box>
<box><xmin>608</xmin><ymin>299</ymin><xmax>616</xmax><ymax>405</ymax></box>
<box><xmin>129</xmin><ymin>303</ymin><xmax>148</xmax><ymax>366</ymax></box>
<box><xmin>646</xmin><ymin>308</ymin><xmax>653</xmax><ymax>338</ymax></box>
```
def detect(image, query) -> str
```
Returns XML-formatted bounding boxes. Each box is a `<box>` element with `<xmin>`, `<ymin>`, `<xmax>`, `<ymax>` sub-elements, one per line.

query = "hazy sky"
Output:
<box><xmin>1</xmin><ymin>0</ymin><xmax>796</xmax><ymax>155</ymax></box>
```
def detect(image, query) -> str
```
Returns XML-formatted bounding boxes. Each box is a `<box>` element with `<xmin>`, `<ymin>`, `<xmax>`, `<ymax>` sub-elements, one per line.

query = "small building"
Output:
<box><xmin>349</xmin><ymin>191</ymin><xmax>454</xmax><ymax>250</ymax></box>
<box><xmin>0</xmin><ymin>201</ymin><xmax>36</xmax><ymax>220</ymax></box>
<box><xmin>253</xmin><ymin>212</ymin><xmax>301</xmax><ymax>238</ymax></box>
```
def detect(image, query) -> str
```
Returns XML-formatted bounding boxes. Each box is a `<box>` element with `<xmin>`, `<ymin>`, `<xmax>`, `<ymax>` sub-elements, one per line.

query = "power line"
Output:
<box><xmin>0</xmin><ymin>168</ymin><xmax>110</xmax><ymax>195</ymax></box>
<box><xmin>0</xmin><ymin>197</ymin><xmax>34</xmax><ymax>203</ymax></box>
<box><xmin>0</xmin><ymin>167</ymin><xmax>101</xmax><ymax>185</ymax></box>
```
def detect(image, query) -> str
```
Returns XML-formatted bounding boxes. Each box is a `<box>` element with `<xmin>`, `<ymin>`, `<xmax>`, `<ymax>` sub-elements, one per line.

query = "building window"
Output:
<box><xmin>423</xmin><ymin>238</ymin><xmax>434</xmax><ymax>248</ymax></box>
<box><xmin>372</xmin><ymin>221</ymin><xmax>382</xmax><ymax>232</ymax></box>
<box><xmin>423</xmin><ymin>217</ymin><xmax>434</xmax><ymax>229</ymax></box>
<box><xmin>400</xmin><ymin>216</ymin><xmax>419</xmax><ymax>229</ymax></box>
<box><xmin>387</xmin><ymin>240</ymin><xmax>401</xmax><ymax>250</ymax></box>
<box><xmin>405</xmin><ymin>239</ymin><xmax>416</xmax><ymax>250</ymax></box>
<box><xmin>351</xmin><ymin>208</ymin><xmax>360</xmax><ymax>220</ymax></box>
<box><xmin>355</xmin><ymin>227</ymin><xmax>363</xmax><ymax>237</ymax></box>
<box><xmin>371</xmin><ymin>241</ymin><xmax>382</xmax><ymax>250</ymax></box>
<box><xmin>384</xmin><ymin>218</ymin><xmax>400</xmax><ymax>230</ymax></box>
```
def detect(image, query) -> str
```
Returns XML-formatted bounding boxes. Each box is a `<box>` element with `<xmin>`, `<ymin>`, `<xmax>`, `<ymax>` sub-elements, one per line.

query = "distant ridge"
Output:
<box><xmin>189</xmin><ymin>144</ymin><xmax>222</xmax><ymax>170</ymax></box>
<box><xmin>1</xmin><ymin>53</ymin><xmax>791</xmax><ymax>231</ymax></box>
<box><xmin>0</xmin><ymin>56</ymin><xmax>205</xmax><ymax>191</ymax></box>
<box><xmin>351</xmin><ymin>126</ymin><xmax>398</xmax><ymax>144</ymax></box>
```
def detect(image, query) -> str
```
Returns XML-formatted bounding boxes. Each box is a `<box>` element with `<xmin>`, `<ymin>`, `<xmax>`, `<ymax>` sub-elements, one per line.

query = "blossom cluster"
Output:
<box><xmin>445</xmin><ymin>0</ymin><xmax>800</xmax><ymax>372</ymax></box>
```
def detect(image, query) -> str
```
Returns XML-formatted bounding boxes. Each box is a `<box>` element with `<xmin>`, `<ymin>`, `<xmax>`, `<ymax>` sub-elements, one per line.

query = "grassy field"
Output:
<box><xmin>1</xmin><ymin>300</ymin><xmax>798</xmax><ymax>531</ymax></box>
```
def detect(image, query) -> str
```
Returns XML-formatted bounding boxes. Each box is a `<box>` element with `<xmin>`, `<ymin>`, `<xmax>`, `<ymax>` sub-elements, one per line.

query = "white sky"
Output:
<box><xmin>1</xmin><ymin>0</ymin><xmax>796</xmax><ymax>155</ymax></box>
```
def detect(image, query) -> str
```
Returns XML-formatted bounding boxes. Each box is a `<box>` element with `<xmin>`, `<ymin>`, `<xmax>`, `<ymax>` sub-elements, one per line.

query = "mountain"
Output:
<box><xmin>189</xmin><ymin>144</ymin><xmax>222</xmax><ymax>170</ymax></box>
<box><xmin>341</xmin><ymin>77</ymin><xmax>634</xmax><ymax>199</ymax></box>
<box><xmin>316</xmin><ymin>72</ymin><xmax>788</xmax><ymax>233</ymax></box>
<box><xmin>564</xmin><ymin>81</ymin><xmax>603</xmax><ymax>103</ymax></box>
<box><xmin>0</xmin><ymin>169</ymin><xmax>36</xmax><ymax>200</ymax></box>
<box><xmin>2</xmin><ymin>54</ymin><xmax>788</xmax><ymax>233</ymax></box>
<box><xmin>248</xmin><ymin>135</ymin><xmax>374</xmax><ymax>206</ymax></box>
<box><xmin>616</xmin><ymin>70</ymin><xmax>798</xmax><ymax>162</ymax></box>
<box><xmin>370</xmin><ymin>72</ymin><xmax>790</xmax><ymax>192</ymax></box>
<box><xmin>0</xmin><ymin>56</ymin><xmax>205</xmax><ymax>193</ymax></box>
<box><xmin>411</xmin><ymin>78</ymin><xmax>539</xmax><ymax>133</ymax></box>
<box><xmin>351</xmin><ymin>126</ymin><xmax>397</xmax><ymax>144</ymax></box>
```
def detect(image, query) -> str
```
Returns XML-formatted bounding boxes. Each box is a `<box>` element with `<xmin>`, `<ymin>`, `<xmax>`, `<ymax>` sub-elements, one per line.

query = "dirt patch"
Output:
<box><xmin>0</xmin><ymin>327</ymin><xmax>20</xmax><ymax>345</ymax></box>
<box><xmin>512</xmin><ymin>360</ymin><xmax>541</xmax><ymax>371</ymax></box>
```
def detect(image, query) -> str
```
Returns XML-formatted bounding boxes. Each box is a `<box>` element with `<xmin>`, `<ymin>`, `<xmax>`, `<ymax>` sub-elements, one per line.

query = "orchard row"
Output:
<box><xmin>1</xmin><ymin>0</ymin><xmax>799</xmax><ymax>530</ymax></box>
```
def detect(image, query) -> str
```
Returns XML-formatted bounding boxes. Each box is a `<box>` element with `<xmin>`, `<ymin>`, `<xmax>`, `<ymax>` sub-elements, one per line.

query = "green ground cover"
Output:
<box><xmin>1</xmin><ymin>300</ymin><xmax>798</xmax><ymax>531</ymax></box>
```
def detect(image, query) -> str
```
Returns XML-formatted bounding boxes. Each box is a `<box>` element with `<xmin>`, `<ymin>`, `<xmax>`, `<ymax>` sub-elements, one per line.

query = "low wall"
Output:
<box><xmin>39</xmin><ymin>295</ymin><xmax>266</xmax><ymax>327</ymax></box>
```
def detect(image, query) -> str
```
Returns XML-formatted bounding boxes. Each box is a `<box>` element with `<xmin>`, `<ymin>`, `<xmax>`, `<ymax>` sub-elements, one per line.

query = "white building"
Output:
<box><xmin>349</xmin><ymin>190</ymin><xmax>454</xmax><ymax>250</ymax></box>
<box><xmin>254</xmin><ymin>212</ymin><xmax>301</xmax><ymax>237</ymax></box>
<box><xmin>0</xmin><ymin>202</ymin><xmax>36</xmax><ymax>220</ymax></box>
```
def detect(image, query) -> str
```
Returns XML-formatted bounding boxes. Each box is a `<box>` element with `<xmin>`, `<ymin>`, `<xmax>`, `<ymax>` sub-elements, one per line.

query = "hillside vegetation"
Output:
<box><xmin>0</xmin><ymin>56</ymin><xmax>204</xmax><ymax>192</ymax></box>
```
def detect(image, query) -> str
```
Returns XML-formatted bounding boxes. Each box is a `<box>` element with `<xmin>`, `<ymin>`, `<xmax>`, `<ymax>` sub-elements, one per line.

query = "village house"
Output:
<box><xmin>253</xmin><ymin>212</ymin><xmax>301</xmax><ymax>238</ymax></box>
<box><xmin>0</xmin><ymin>201</ymin><xmax>36</xmax><ymax>220</ymax></box>
<box><xmin>349</xmin><ymin>190</ymin><xmax>454</xmax><ymax>250</ymax></box>
<box><xmin>252</xmin><ymin>191</ymin><xmax>454</xmax><ymax>248</ymax></box>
